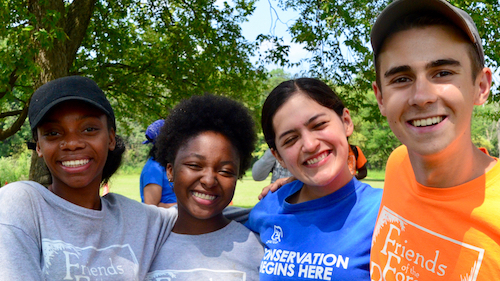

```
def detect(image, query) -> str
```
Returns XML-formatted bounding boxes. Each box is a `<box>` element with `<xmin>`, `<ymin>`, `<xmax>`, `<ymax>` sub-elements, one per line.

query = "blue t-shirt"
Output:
<box><xmin>140</xmin><ymin>158</ymin><xmax>176</xmax><ymax>204</ymax></box>
<box><xmin>246</xmin><ymin>178</ymin><xmax>382</xmax><ymax>280</ymax></box>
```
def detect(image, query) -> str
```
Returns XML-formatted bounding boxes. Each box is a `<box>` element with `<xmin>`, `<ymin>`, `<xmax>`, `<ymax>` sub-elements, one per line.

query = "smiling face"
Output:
<box><xmin>36</xmin><ymin>101</ymin><xmax>116</xmax><ymax>195</ymax></box>
<box><xmin>167</xmin><ymin>131</ymin><xmax>240</xmax><ymax>233</ymax></box>
<box><xmin>272</xmin><ymin>92</ymin><xmax>354</xmax><ymax>199</ymax></box>
<box><xmin>373</xmin><ymin>25</ymin><xmax>491</xmax><ymax>157</ymax></box>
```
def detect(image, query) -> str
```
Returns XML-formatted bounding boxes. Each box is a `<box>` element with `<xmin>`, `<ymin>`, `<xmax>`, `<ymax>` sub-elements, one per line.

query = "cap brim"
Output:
<box><xmin>371</xmin><ymin>0</ymin><xmax>481</xmax><ymax>60</ymax></box>
<box><xmin>30</xmin><ymin>96</ymin><xmax>114</xmax><ymax>130</ymax></box>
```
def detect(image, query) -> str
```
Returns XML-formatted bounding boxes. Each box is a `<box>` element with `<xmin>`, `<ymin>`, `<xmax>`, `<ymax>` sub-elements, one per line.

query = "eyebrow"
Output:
<box><xmin>188</xmin><ymin>153</ymin><xmax>237</xmax><ymax>166</ymax></box>
<box><xmin>384</xmin><ymin>59</ymin><xmax>461</xmax><ymax>78</ymax></box>
<box><xmin>427</xmin><ymin>59</ymin><xmax>461</xmax><ymax>69</ymax></box>
<box><xmin>384</xmin><ymin>65</ymin><xmax>411</xmax><ymax>78</ymax></box>
<box><xmin>277</xmin><ymin>113</ymin><xmax>325</xmax><ymax>140</ymax></box>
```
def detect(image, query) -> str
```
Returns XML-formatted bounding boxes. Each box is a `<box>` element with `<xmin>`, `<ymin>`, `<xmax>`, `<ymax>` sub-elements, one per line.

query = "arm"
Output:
<box><xmin>143</xmin><ymin>183</ymin><xmax>162</xmax><ymax>205</ymax></box>
<box><xmin>251</xmin><ymin>149</ymin><xmax>276</xmax><ymax>181</ymax></box>
<box><xmin>0</xmin><ymin>183</ymin><xmax>43</xmax><ymax>279</ymax></box>
<box><xmin>258</xmin><ymin>176</ymin><xmax>295</xmax><ymax>200</ymax></box>
<box><xmin>158</xmin><ymin>202</ymin><xmax>177</xmax><ymax>208</ymax></box>
<box><xmin>0</xmin><ymin>224</ymin><xmax>43</xmax><ymax>280</ymax></box>
<box><xmin>144</xmin><ymin>184</ymin><xmax>175</xmax><ymax>207</ymax></box>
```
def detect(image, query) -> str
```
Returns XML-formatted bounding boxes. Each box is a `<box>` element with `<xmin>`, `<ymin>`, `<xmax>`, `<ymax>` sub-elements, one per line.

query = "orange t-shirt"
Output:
<box><xmin>348</xmin><ymin>145</ymin><xmax>367</xmax><ymax>176</ymax></box>
<box><xmin>371</xmin><ymin>145</ymin><xmax>500</xmax><ymax>281</ymax></box>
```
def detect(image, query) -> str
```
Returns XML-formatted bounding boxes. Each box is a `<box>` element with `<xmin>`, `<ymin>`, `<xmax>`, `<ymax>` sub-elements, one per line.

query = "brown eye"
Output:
<box><xmin>435</xmin><ymin>71</ymin><xmax>452</xmax><ymax>78</ymax></box>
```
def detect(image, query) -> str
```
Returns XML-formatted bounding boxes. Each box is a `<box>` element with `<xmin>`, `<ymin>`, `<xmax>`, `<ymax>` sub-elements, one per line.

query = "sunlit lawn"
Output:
<box><xmin>107</xmin><ymin>170</ymin><xmax>385</xmax><ymax>208</ymax></box>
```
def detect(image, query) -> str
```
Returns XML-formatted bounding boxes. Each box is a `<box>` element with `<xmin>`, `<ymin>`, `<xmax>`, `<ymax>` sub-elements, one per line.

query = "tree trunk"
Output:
<box><xmin>28</xmin><ymin>0</ymin><xmax>96</xmax><ymax>186</ymax></box>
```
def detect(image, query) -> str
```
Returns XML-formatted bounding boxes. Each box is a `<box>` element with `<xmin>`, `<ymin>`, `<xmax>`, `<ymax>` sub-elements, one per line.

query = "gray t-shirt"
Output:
<box><xmin>0</xmin><ymin>181</ymin><xmax>177</xmax><ymax>280</ymax></box>
<box><xmin>146</xmin><ymin>220</ymin><xmax>264</xmax><ymax>281</ymax></box>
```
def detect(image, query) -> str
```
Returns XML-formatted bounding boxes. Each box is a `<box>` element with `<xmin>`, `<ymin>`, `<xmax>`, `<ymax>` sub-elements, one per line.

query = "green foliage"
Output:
<box><xmin>260</xmin><ymin>0</ymin><xmax>500</xmax><ymax>121</ymax></box>
<box><xmin>0</xmin><ymin>0</ymin><xmax>267</xmax><ymax>145</ymax></box>
<box><xmin>472</xmin><ymin>104</ymin><xmax>499</xmax><ymax>157</ymax></box>
<box><xmin>74</xmin><ymin>0</ymin><xmax>266</xmax><ymax>127</ymax></box>
<box><xmin>0</xmin><ymin>149</ymin><xmax>30</xmax><ymax>185</ymax></box>
<box><xmin>0</xmin><ymin>121</ymin><xmax>31</xmax><ymax>157</ymax></box>
<box><xmin>116</xmin><ymin>118</ymin><xmax>150</xmax><ymax>173</ymax></box>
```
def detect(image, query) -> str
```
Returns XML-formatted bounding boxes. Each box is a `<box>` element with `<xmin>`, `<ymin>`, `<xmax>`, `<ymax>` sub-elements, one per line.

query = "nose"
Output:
<box><xmin>408</xmin><ymin>77</ymin><xmax>438</xmax><ymax>107</ymax></box>
<box><xmin>60</xmin><ymin>132</ymin><xmax>85</xmax><ymax>150</ymax></box>
<box><xmin>200</xmin><ymin>169</ymin><xmax>218</xmax><ymax>189</ymax></box>
<box><xmin>301</xmin><ymin>131</ymin><xmax>319</xmax><ymax>153</ymax></box>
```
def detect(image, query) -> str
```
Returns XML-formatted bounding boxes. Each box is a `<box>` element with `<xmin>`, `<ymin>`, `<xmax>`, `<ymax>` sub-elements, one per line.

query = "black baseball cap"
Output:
<box><xmin>29</xmin><ymin>76</ymin><xmax>116</xmax><ymax>130</ymax></box>
<box><xmin>371</xmin><ymin>0</ymin><xmax>484</xmax><ymax>66</ymax></box>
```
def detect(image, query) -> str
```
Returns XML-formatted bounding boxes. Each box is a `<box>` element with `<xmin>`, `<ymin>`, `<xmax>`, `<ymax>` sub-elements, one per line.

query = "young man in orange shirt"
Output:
<box><xmin>370</xmin><ymin>0</ymin><xmax>500</xmax><ymax>280</ymax></box>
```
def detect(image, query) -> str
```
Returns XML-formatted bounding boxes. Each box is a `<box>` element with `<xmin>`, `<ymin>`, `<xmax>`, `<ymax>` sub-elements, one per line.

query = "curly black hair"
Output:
<box><xmin>155</xmin><ymin>94</ymin><xmax>256</xmax><ymax>179</ymax></box>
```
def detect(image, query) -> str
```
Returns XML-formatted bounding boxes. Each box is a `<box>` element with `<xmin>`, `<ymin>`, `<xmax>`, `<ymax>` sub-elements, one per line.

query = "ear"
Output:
<box><xmin>108</xmin><ymin>128</ymin><xmax>116</xmax><ymax>151</ymax></box>
<box><xmin>473</xmin><ymin>67</ymin><xmax>492</xmax><ymax>105</ymax></box>
<box><xmin>166</xmin><ymin>163</ymin><xmax>174</xmax><ymax>182</ymax></box>
<box><xmin>341</xmin><ymin>108</ymin><xmax>354</xmax><ymax>138</ymax></box>
<box><xmin>270</xmin><ymin>148</ymin><xmax>287</xmax><ymax>169</ymax></box>
<box><xmin>36</xmin><ymin>141</ymin><xmax>43</xmax><ymax>158</ymax></box>
<box><xmin>373</xmin><ymin>81</ymin><xmax>387</xmax><ymax>116</ymax></box>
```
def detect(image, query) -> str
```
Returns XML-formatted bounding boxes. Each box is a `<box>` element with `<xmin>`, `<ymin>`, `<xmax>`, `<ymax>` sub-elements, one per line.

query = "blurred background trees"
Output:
<box><xmin>1</xmin><ymin>0</ymin><xmax>499</xmax><ymax>183</ymax></box>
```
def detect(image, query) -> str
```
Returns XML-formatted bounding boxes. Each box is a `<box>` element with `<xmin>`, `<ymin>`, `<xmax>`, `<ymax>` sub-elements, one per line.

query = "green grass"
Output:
<box><xmin>106</xmin><ymin>172</ymin><xmax>267</xmax><ymax>208</ymax></box>
<box><xmin>106</xmin><ymin>170</ymin><xmax>385</xmax><ymax>207</ymax></box>
<box><xmin>106</xmin><ymin>173</ymin><xmax>142</xmax><ymax>201</ymax></box>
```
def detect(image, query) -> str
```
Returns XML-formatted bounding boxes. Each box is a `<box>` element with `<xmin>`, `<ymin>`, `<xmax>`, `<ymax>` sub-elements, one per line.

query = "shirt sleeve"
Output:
<box><xmin>251</xmin><ymin>149</ymin><xmax>276</xmax><ymax>181</ymax></box>
<box><xmin>140</xmin><ymin>159</ymin><xmax>166</xmax><ymax>187</ymax></box>
<box><xmin>0</xmin><ymin>183</ymin><xmax>43</xmax><ymax>280</ymax></box>
<box><xmin>0</xmin><ymin>224</ymin><xmax>43</xmax><ymax>279</ymax></box>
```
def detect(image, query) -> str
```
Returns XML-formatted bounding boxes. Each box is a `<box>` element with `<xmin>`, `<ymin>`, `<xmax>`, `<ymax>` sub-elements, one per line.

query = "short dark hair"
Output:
<box><xmin>261</xmin><ymin>78</ymin><xmax>345</xmax><ymax>150</ymax></box>
<box><xmin>155</xmin><ymin>94</ymin><xmax>256</xmax><ymax>179</ymax></box>
<box><xmin>374</xmin><ymin>12</ymin><xmax>483</xmax><ymax>89</ymax></box>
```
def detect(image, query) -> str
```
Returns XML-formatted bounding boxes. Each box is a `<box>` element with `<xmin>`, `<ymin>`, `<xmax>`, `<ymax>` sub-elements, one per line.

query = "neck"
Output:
<box><xmin>173</xmin><ymin>211</ymin><xmax>230</xmax><ymax>235</ymax></box>
<box><xmin>408</xmin><ymin>143</ymin><xmax>496</xmax><ymax>188</ymax></box>
<box><xmin>291</xmin><ymin>166</ymin><xmax>353</xmax><ymax>204</ymax></box>
<box><xmin>49</xmin><ymin>180</ymin><xmax>102</xmax><ymax>210</ymax></box>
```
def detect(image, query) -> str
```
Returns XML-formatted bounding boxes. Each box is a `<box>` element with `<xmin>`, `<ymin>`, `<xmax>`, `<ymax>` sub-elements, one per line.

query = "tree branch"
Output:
<box><xmin>65</xmin><ymin>0</ymin><xmax>97</xmax><ymax>69</ymax></box>
<box><xmin>0</xmin><ymin>105</ymin><xmax>29</xmax><ymax>141</ymax></box>
<box><xmin>0</xmin><ymin>110</ymin><xmax>23</xmax><ymax>119</ymax></box>
<box><xmin>0</xmin><ymin>68</ymin><xmax>19</xmax><ymax>100</ymax></box>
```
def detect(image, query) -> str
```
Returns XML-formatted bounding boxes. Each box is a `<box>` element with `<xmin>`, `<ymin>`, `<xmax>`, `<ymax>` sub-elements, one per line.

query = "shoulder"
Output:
<box><xmin>354</xmin><ymin>180</ymin><xmax>383</xmax><ymax>203</ymax></box>
<box><xmin>0</xmin><ymin>181</ymin><xmax>48</xmax><ymax>235</ymax></box>
<box><xmin>254</xmin><ymin>180</ymin><xmax>301</xmax><ymax>210</ymax></box>
<box><xmin>142</xmin><ymin>158</ymin><xmax>164</xmax><ymax>172</ymax></box>
<box><xmin>0</xmin><ymin>181</ymin><xmax>49</xmax><ymax>208</ymax></box>
<box><xmin>387</xmin><ymin>145</ymin><xmax>408</xmax><ymax>166</ymax></box>
<box><xmin>226</xmin><ymin>221</ymin><xmax>264</xmax><ymax>249</ymax></box>
<box><xmin>103</xmin><ymin>193</ymin><xmax>177</xmax><ymax>221</ymax></box>
<box><xmin>247</xmin><ymin>181</ymin><xmax>301</xmax><ymax>228</ymax></box>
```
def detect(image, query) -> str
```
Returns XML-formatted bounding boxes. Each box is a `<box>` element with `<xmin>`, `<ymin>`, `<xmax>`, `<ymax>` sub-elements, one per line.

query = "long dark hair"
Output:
<box><xmin>261</xmin><ymin>78</ymin><xmax>345</xmax><ymax>150</ymax></box>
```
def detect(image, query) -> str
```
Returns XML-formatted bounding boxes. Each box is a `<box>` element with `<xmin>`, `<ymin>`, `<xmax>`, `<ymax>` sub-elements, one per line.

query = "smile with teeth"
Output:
<box><xmin>305</xmin><ymin>151</ymin><xmax>329</xmax><ymax>165</ymax></box>
<box><xmin>411</xmin><ymin>116</ymin><xmax>443</xmax><ymax>127</ymax></box>
<box><xmin>61</xmin><ymin>159</ymin><xmax>90</xmax><ymax>168</ymax></box>
<box><xmin>192</xmin><ymin>191</ymin><xmax>217</xmax><ymax>201</ymax></box>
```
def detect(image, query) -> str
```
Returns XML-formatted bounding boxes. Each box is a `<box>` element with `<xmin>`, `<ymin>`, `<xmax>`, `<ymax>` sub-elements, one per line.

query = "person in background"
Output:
<box><xmin>347</xmin><ymin>143</ymin><xmax>368</xmax><ymax>180</ymax></box>
<box><xmin>146</xmin><ymin>94</ymin><xmax>263</xmax><ymax>280</ymax></box>
<box><xmin>252</xmin><ymin>148</ymin><xmax>293</xmax><ymax>183</ymax></box>
<box><xmin>0</xmin><ymin>76</ymin><xmax>176</xmax><ymax>280</ymax></box>
<box><xmin>140</xmin><ymin>119</ymin><xmax>176</xmax><ymax>208</ymax></box>
<box><xmin>246</xmin><ymin>78</ymin><xmax>382</xmax><ymax>280</ymax></box>
<box><xmin>369</xmin><ymin>0</ymin><xmax>500</xmax><ymax>279</ymax></box>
